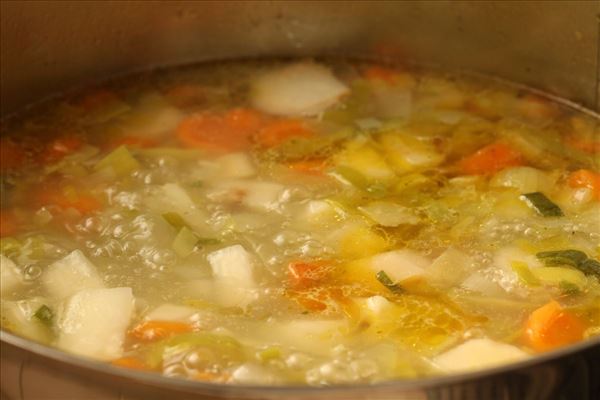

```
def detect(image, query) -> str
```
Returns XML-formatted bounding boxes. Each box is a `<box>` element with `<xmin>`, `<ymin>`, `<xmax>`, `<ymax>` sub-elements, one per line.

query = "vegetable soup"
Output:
<box><xmin>1</xmin><ymin>60</ymin><xmax>599</xmax><ymax>385</ymax></box>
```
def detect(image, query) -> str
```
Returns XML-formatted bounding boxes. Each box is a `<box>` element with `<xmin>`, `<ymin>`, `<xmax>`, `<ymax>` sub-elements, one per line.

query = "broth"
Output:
<box><xmin>1</xmin><ymin>59</ymin><xmax>599</xmax><ymax>385</ymax></box>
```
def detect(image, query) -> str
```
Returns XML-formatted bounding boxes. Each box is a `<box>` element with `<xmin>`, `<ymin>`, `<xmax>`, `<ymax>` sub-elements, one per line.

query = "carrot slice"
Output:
<box><xmin>176</xmin><ymin>108</ymin><xmax>265</xmax><ymax>152</ymax></box>
<box><xmin>129</xmin><ymin>320</ymin><xmax>194</xmax><ymax>342</ymax></box>
<box><xmin>568</xmin><ymin>169</ymin><xmax>600</xmax><ymax>200</ymax></box>
<box><xmin>256</xmin><ymin>119</ymin><xmax>314</xmax><ymax>148</ymax></box>
<box><xmin>287</xmin><ymin>159</ymin><xmax>328</xmax><ymax>175</ymax></box>
<box><xmin>111</xmin><ymin>357</ymin><xmax>151</xmax><ymax>371</ymax></box>
<box><xmin>524</xmin><ymin>300</ymin><xmax>586</xmax><ymax>351</ymax></box>
<box><xmin>458</xmin><ymin>142</ymin><xmax>524</xmax><ymax>175</ymax></box>
<box><xmin>287</xmin><ymin>260</ymin><xmax>334</xmax><ymax>289</ymax></box>
<box><xmin>0</xmin><ymin>211</ymin><xmax>19</xmax><ymax>237</ymax></box>
<box><xmin>0</xmin><ymin>138</ymin><xmax>26</xmax><ymax>171</ymax></box>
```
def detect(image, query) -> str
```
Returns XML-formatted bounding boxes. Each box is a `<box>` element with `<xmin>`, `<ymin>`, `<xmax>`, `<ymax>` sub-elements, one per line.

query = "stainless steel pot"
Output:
<box><xmin>1</xmin><ymin>2</ymin><xmax>599</xmax><ymax>399</ymax></box>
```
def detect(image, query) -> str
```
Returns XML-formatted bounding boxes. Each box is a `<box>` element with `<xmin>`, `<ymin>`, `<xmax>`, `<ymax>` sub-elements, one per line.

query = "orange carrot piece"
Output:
<box><xmin>0</xmin><ymin>211</ymin><xmax>19</xmax><ymax>237</ymax></box>
<box><xmin>516</xmin><ymin>94</ymin><xmax>557</xmax><ymax>120</ymax></box>
<box><xmin>524</xmin><ymin>300</ymin><xmax>586</xmax><ymax>352</ymax></box>
<box><xmin>129</xmin><ymin>320</ymin><xmax>194</xmax><ymax>342</ymax></box>
<box><xmin>256</xmin><ymin>119</ymin><xmax>314</xmax><ymax>148</ymax></box>
<box><xmin>458</xmin><ymin>142</ymin><xmax>524</xmax><ymax>175</ymax></box>
<box><xmin>0</xmin><ymin>138</ymin><xmax>26</xmax><ymax>171</ymax></box>
<box><xmin>176</xmin><ymin>108</ymin><xmax>265</xmax><ymax>153</ymax></box>
<box><xmin>564</xmin><ymin>135</ymin><xmax>600</xmax><ymax>154</ymax></box>
<box><xmin>568</xmin><ymin>169</ymin><xmax>600</xmax><ymax>200</ymax></box>
<box><xmin>287</xmin><ymin>159</ymin><xmax>328</xmax><ymax>175</ymax></box>
<box><xmin>287</xmin><ymin>260</ymin><xmax>332</xmax><ymax>289</ymax></box>
<box><xmin>111</xmin><ymin>357</ymin><xmax>151</xmax><ymax>371</ymax></box>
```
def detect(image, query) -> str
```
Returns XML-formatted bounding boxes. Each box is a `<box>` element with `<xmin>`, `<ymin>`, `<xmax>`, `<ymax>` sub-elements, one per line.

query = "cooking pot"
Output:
<box><xmin>1</xmin><ymin>2</ymin><xmax>599</xmax><ymax>399</ymax></box>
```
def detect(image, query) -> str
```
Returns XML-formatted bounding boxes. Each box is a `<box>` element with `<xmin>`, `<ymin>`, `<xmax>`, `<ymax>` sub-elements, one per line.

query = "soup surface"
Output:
<box><xmin>1</xmin><ymin>60</ymin><xmax>599</xmax><ymax>385</ymax></box>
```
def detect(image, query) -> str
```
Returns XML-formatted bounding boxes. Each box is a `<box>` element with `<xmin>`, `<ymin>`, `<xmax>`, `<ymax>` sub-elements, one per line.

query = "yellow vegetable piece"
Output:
<box><xmin>334</xmin><ymin>139</ymin><xmax>395</xmax><ymax>182</ymax></box>
<box><xmin>378</xmin><ymin>132</ymin><xmax>444</xmax><ymax>174</ymax></box>
<box><xmin>338</xmin><ymin>225</ymin><xmax>388</xmax><ymax>259</ymax></box>
<box><xmin>532</xmin><ymin>267</ymin><xmax>587</xmax><ymax>289</ymax></box>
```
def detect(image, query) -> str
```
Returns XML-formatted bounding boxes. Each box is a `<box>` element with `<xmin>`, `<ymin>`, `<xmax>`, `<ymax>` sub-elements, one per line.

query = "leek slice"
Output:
<box><xmin>519</xmin><ymin>192</ymin><xmax>563</xmax><ymax>217</ymax></box>
<box><xmin>376</xmin><ymin>270</ymin><xmax>404</xmax><ymax>294</ymax></box>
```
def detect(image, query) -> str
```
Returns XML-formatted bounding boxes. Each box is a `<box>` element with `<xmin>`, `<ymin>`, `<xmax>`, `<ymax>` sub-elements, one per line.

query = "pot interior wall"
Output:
<box><xmin>1</xmin><ymin>1</ymin><xmax>599</xmax><ymax>115</ymax></box>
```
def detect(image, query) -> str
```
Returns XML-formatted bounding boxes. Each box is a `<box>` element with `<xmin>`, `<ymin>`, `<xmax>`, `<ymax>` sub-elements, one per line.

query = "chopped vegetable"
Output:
<box><xmin>251</xmin><ymin>62</ymin><xmax>349</xmax><ymax>116</ymax></box>
<box><xmin>41</xmin><ymin>136</ymin><xmax>84</xmax><ymax>164</ymax></box>
<box><xmin>287</xmin><ymin>260</ymin><xmax>331</xmax><ymax>289</ymax></box>
<box><xmin>458</xmin><ymin>142</ymin><xmax>523</xmax><ymax>175</ymax></box>
<box><xmin>559</xmin><ymin>281</ymin><xmax>581</xmax><ymax>296</ymax></box>
<box><xmin>111</xmin><ymin>357</ymin><xmax>151</xmax><ymax>371</ymax></box>
<box><xmin>162</xmin><ymin>211</ymin><xmax>190</xmax><ymax>231</ymax></box>
<box><xmin>33</xmin><ymin>305</ymin><xmax>54</xmax><ymax>327</ymax></box>
<box><xmin>524</xmin><ymin>300</ymin><xmax>586</xmax><ymax>351</ymax></box>
<box><xmin>42</xmin><ymin>250</ymin><xmax>104</xmax><ymax>299</ymax></box>
<box><xmin>331</xmin><ymin>166</ymin><xmax>388</xmax><ymax>197</ymax></box>
<box><xmin>36</xmin><ymin>184</ymin><xmax>102</xmax><ymax>215</ymax></box>
<box><xmin>536</xmin><ymin>250</ymin><xmax>600</xmax><ymax>278</ymax></box>
<box><xmin>511</xmin><ymin>261</ymin><xmax>540</xmax><ymax>286</ymax></box>
<box><xmin>172</xmin><ymin>226</ymin><xmax>200</xmax><ymax>258</ymax></box>
<box><xmin>177</xmin><ymin>108</ymin><xmax>265</xmax><ymax>152</ymax></box>
<box><xmin>568</xmin><ymin>169</ymin><xmax>600</xmax><ymax>200</ymax></box>
<box><xmin>519</xmin><ymin>192</ymin><xmax>564</xmax><ymax>217</ymax></box>
<box><xmin>376</xmin><ymin>270</ymin><xmax>404</xmax><ymax>294</ymax></box>
<box><xmin>434</xmin><ymin>338</ymin><xmax>528</xmax><ymax>373</ymax></box>
<box><xmin>129</xmin><ymin>320</ymin><xmax>194</xmax><ymax>342</ymax></box>
<box><xmin>255</xmin><ymin>119</ymin><xmax>314</xmax><ymax>148</ymax></box>
<box><xmin>57</xmin><ymin>287</ymin><xmax>134</xmax><ymax>360</ymax></box>
<box><xmin>95</xmin><ymin>145</ymin><xmax>140</xmax><ymax>176</ymax></box>
<box><xmin>531</xmin><ymin>267</ymin><xmax>587</xmax><ymax>289</ymax></box>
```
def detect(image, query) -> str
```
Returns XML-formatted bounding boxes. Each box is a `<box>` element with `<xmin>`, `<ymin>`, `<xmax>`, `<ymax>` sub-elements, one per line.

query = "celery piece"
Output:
<box><xmin>376</xmin><ymin>270</ymin><xmax>404</xmax><ymax>294</ymax></box>
<box><xmin>33</xmin><ymin>305</ymin><xmax>54</xmax><ymax>327</ymax></box>
<box><xmin>172</xmin><ymin>227</ymin><xmax>199</xmax><ymax>258</ymax></box>
<box><xmin>511</xmin><ymin>261</ymin><xmax>540</xmax><ymax>286</ymax></box>
<box><xmin>162</xmin><ymin>212</ymin><xmax>190</xmax><ymax>231</ymax></box>
<box><xmin>94</xmin><ymin>145</ymin><xmax>140</xmax><ymax>176</ymax></box>
<box><xmin>519</xmin><ymin>192</ymin><xmax>563</xmax><ymax>217</ymax></box>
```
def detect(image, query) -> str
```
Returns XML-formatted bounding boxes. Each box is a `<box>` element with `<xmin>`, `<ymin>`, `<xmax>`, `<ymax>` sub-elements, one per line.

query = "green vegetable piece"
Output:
<box><xmin>95</xmin><ymin>145</ymin><xmax>140</xmax><ymax>176</ymax></box>
<box><xmin>162</xmin><ymin>212</ymin><xmax>190</xmax><ymax>231</ymax></box>
<box><xmin>195</xmin><ymin>237</ymin><xmax>221</xmax><ymax>246</ymax></box>
<box><xmin>376</xmin><ymin>270</ymin><xmax>404</xmax><ymax>294</ymax></box>
<box><xmin>559</xmin><ymin>281</ymin><xmax>581</xmax><ymax>296</ymax></box>
<box><xmin>33</xmin><ymin>305</ymin><xmax>54</xmax><ymax>327</ymax></box>
<box><xmin>511</xmin><ymin>261</ymin><xmax>540</xmax><ymax>286</ymax></box>
<box><xmin>172</xmin><ymin>227</ymin><xmax>199</xmax><ymax>258</ymax></box>
<box><xmin>519</xmin><ymin>192</ymin><xmax>563</xmax><ymax>217</ymax></box>
<box><xmin>579</xmin><ymin>258</ymin><xmax>600</xmax><ymax>277</ymax></box>
<box><xmin>536</xmin><ymin>250</ymin><xmax>588</xmax><ymax>267</ymax></box>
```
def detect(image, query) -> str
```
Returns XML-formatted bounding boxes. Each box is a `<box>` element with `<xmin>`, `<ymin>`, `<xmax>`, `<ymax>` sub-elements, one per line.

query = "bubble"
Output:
<box><xmin>23</xmin><ymin>264</ymin><xmax>42</xmax><ymax>281</ymax></box>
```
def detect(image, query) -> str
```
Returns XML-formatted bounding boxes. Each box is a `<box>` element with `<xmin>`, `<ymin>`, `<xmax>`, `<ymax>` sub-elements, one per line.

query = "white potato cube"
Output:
<box><xmin>43</xmin><ymin>250</ymin><xmax>104</xmax><ymax>299</ymax></box>
<box><xmin>1</xmin><ymin>254</ymin><xmax>22</xmax><ymax>295</ymax></box>
<box><xmin>207</xmin><ymin>245</ymin><xmax>256</xmax><ymax>287</ymax></box>
<box><xmin>57</xmin><ymin>287</ymin><xmax>134</xmax><ymax>360</ymax></box>
<box><xmin>251</xmin><ymin>62</ymin><xmax>349</xmax><ymax>117</ymax></box>
<box><xmin>434</xmin><ymin>338</ymin><xmax>529</xmax><ymax>373</ymax></box>
<box><xmin>368</xmin><ymin>249</ymin><xmax>430</xmax><ymax>283</ymax></box>
<box><xmin>216</xmin><ymin>152</ymin><xmax>256</xmax><ymax>178</ymax></box>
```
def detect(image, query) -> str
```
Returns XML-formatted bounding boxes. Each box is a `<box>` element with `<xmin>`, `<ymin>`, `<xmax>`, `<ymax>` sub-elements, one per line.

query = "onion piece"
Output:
<box><xmin>251</xmin><ymin>62</ymin><xmax>349</xmax><ymax>117</ymax></box>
